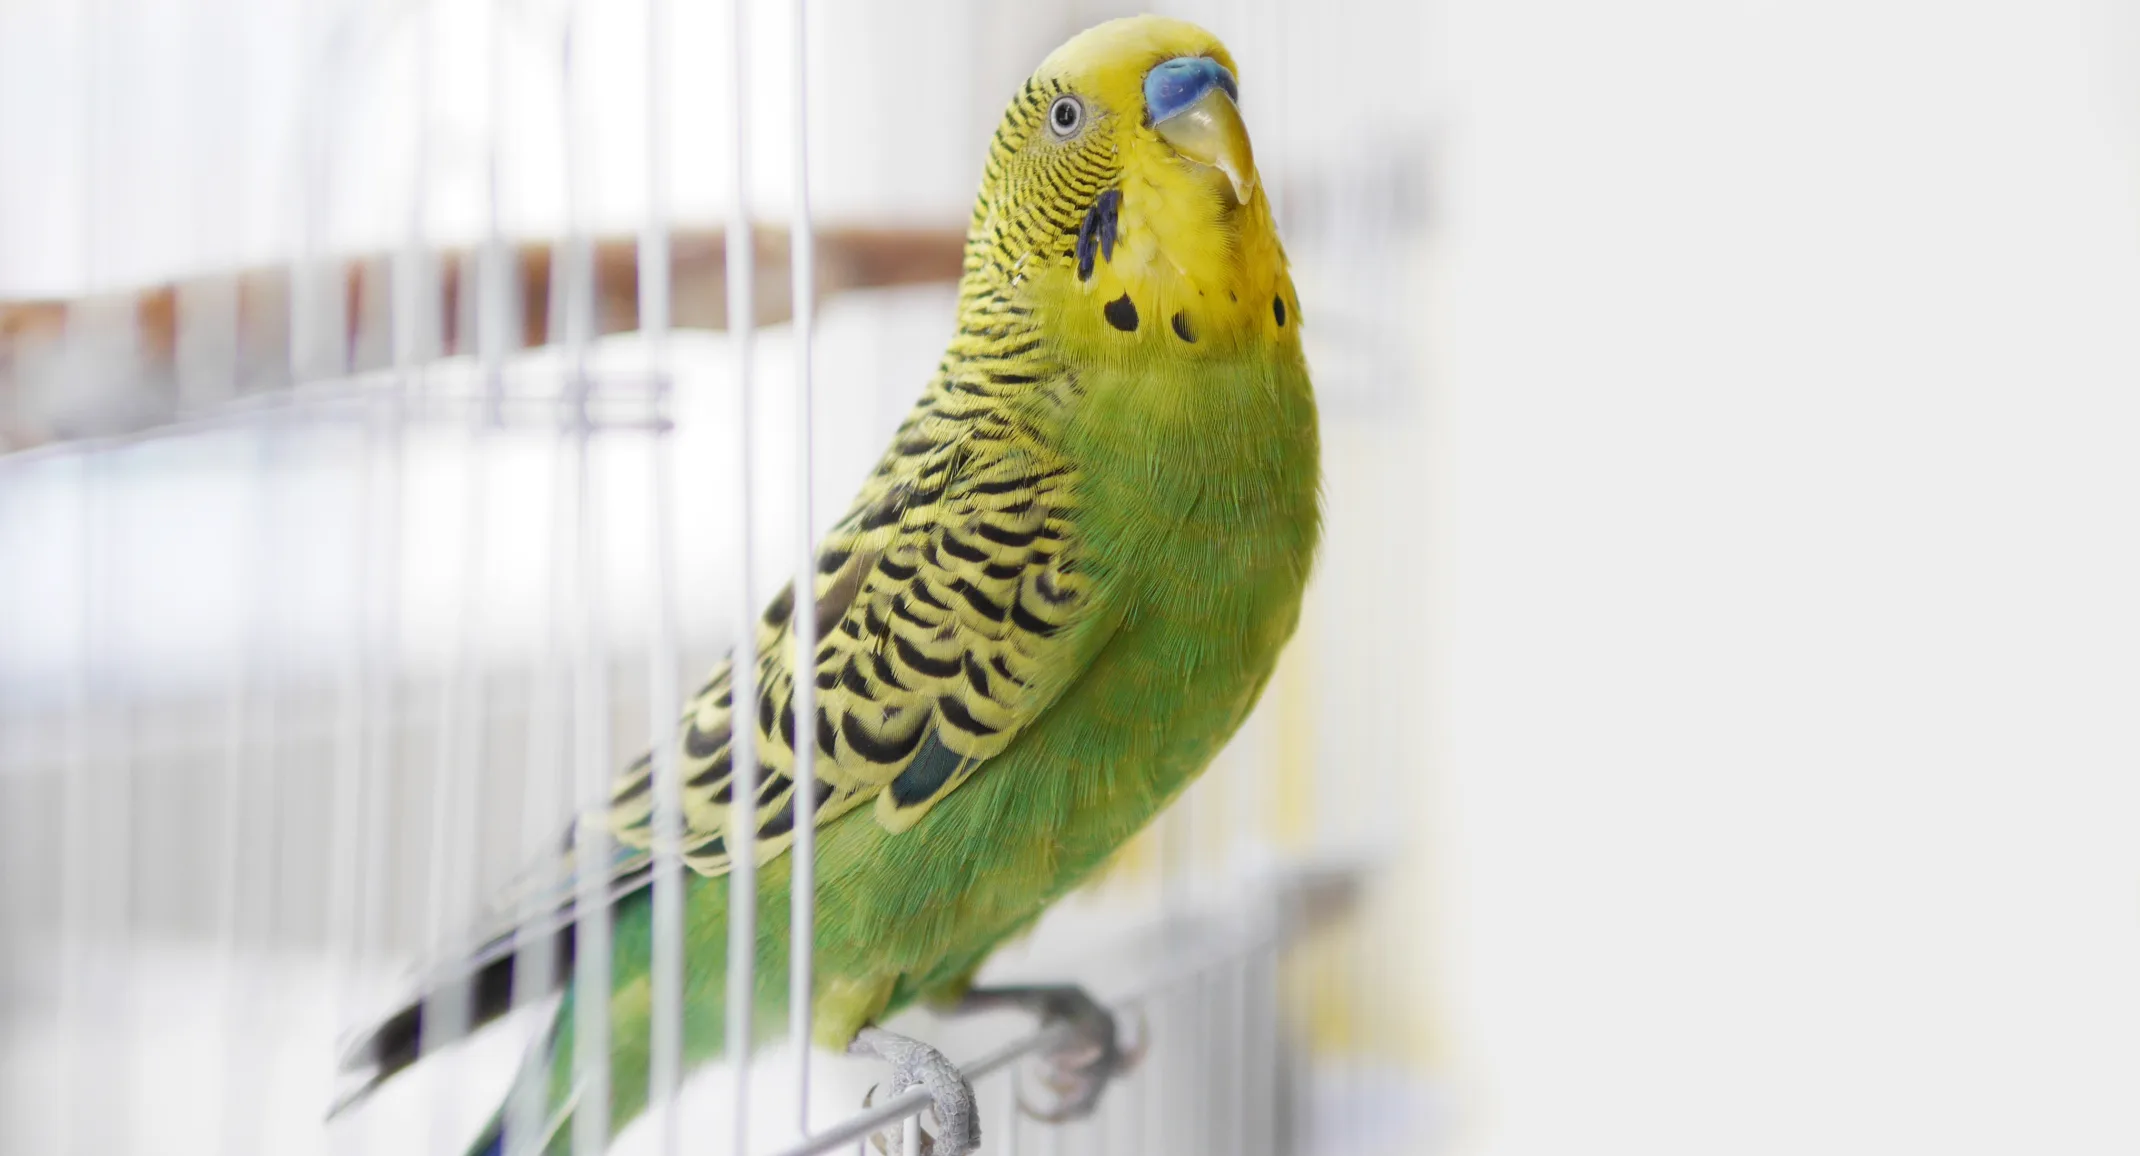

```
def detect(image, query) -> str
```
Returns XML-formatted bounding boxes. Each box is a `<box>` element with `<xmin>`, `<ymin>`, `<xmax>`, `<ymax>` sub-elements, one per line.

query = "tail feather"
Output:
<box><xmin>469</xmin><ymin>1117</ymin><xmax>506</xmax><ymax>1156</ymax></box>
<box><xmin>465</xmin><ymin>1001</ymin><xmax>572</xmax><ymax>1156</ymax></box>
<box><xmin>331</xmin><ymin>927</ymin><xmax>575</xmax><ymax>1117</ymax></box>
<box><xmin>335</xmin><ymin>837</ymin><xmax>655</xmax><ymax>1115</ymax></box>
<box><xmin>333</xmin><ymin>846</ymin><xmax>712</xmax><ymax>1150</ymax></box>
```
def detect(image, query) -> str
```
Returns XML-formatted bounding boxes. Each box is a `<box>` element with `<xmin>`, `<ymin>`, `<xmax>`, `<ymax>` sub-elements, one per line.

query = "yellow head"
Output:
<box><xmin>959</xmin><ymin>16</ymin><xmax>1300</xmax><ymax>357</ymax></box>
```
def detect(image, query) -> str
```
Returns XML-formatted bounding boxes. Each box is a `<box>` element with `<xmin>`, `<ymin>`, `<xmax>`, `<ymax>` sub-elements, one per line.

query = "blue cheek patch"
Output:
<box><xmin>1076</xmin><ymin>188</ymin><xmax>1121</xmax><ymax>283</ymax></box>
<box><xmin>1143</xmin><ymin>56</ymin><xmax>1239</xmax><ymax>124</ymax></box>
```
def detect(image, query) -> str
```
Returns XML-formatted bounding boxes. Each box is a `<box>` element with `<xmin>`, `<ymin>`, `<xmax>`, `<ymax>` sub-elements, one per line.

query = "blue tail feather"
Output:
<box><xmin>464</xmin><ymin>1002</ymin><xmax>565</xmax><ymax>1156</ymax></box>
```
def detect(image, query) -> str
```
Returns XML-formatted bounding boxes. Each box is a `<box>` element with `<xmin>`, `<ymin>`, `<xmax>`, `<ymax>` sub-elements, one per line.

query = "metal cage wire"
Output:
<box><xmin>0</xmin><ymin>2</ymin><xmax>1433</xmax><ymax>1154</ymax></box>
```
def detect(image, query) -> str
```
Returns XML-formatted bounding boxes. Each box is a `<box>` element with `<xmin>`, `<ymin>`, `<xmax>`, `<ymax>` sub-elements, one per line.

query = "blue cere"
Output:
<box><xmin>1144</xmin><ymin>56</ymin><xmax>1239</xmax><ymax>123</ymax></box>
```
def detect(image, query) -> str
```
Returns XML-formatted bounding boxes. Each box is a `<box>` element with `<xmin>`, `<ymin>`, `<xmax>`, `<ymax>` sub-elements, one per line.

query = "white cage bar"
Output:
<box><xmin>721</xmin><ymin>0</ymin><xmax>763</xmax><ymax>1154</ymax></box>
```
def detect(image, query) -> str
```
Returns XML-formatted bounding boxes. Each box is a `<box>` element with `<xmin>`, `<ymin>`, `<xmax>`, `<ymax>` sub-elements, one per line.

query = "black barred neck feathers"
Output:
<box><xmin>951</xmin><ymin>15</ymin><xmax>1299</xmax><ymax>385</ymax></box>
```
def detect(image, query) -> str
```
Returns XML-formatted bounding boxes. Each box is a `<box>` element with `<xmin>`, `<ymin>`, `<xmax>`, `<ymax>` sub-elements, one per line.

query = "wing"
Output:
<box><xmin>604</xmin><ymin>378</ymin><xmax>1107</xmax><ymax>877</ymax></box>
<box><xmin>342</xmin><ymin>378</ymin><xmax>1104</xmax><ymax>1084</ymax></box>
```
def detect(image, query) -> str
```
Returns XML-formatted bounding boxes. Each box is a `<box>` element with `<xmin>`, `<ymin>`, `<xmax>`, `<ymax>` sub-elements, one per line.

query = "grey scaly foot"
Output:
<box><xmin>953</xmin><ymin>984</ymin><xmax>1147</xmax><ymax>1123</ymax></box>
<box><xmin>849</xmin><ymin>1025</ymin><xmax>981</xmax><ymax>1156</ymax></box>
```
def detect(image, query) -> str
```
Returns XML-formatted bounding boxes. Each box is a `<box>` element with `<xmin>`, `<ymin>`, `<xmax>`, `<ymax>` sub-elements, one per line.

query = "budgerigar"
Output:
<box><xmin>336</xmin><ymin>16</ymin><xmax>1319</xmax><ymax>1155</ymax></box>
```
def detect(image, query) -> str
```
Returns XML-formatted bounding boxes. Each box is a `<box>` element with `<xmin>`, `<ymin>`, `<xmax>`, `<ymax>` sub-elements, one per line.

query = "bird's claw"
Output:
<box><xmin>961</xmin><ymin>985</ymin><xmax>1145</xmax><ymax>1124</ymax></box>
<box><xmin>1023</xmin><ymin>1000</ymin><xmax>1145</xmax><ymax>1123</ymax></box>
<box><xmin>850</xmin><ymin>1026</ymin><xmax>980</xmax><ymax>1156</ymax></box>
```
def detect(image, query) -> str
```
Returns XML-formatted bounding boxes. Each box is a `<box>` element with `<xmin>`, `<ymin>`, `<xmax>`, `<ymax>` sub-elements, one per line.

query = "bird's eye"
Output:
<box><xmin>1047</xmin><ymin>95</ymin><xmax>1085</xmax><ymax>138</ymax></box>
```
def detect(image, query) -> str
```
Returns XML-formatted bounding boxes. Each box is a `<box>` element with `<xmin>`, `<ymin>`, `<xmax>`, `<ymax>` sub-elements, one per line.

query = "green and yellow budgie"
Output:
<box><xmin>337</xmin><ymin>16</ymin><xmax>1319</xmax><ymax>1155</ymax></box>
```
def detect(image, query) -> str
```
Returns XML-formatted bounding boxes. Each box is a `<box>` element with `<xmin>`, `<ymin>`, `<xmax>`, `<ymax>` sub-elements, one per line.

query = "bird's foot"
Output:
<box><xmin>850</xmin><ymin>1025</ymin><xmax>981</xmax><ymax>1156</ymax></box>
<box><xmin>955</xmin><ymin>984</ymin><xmax>1147</xmax><ymax>1123</ymax></box>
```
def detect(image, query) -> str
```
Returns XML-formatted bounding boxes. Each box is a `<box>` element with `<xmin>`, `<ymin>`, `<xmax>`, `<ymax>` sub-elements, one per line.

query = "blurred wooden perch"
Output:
<box><xmin>0</xmin><ymin>223</ymin><xmax>967</xmax><ymax>450</ymax></box>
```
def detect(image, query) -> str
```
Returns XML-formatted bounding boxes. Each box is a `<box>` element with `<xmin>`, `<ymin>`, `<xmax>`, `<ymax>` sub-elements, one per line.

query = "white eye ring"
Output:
<box><xmin>1047</xmin><ymin>95</ymin><xmax>1085</xmax><ymax>139</ymax></box>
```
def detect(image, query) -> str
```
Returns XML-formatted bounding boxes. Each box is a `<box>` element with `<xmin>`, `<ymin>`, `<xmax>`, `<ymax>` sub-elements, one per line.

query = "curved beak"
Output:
<box><xmin>1153</xmin><ymin>77</ymin><xmax>1256</xmax><ymax>206</ymax></box>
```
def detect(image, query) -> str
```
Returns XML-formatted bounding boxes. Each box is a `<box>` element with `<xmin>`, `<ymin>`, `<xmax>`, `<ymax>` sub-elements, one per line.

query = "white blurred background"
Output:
<box><xmin>4</xmin><ymin>0</ymin><xmax>2139</xmax><ymax>1154</ymax></box>
<box><xmin>1419</xmin><ymin>3</ymin><xmax>2140</xmax><ymax>1153</ymax></box>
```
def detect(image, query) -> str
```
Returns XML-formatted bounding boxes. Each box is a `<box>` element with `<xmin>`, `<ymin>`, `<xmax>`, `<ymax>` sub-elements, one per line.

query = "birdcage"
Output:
<box><xmin>0</xmin><ymin>2</ymin><xmax>1435</xmax><ymax>1154</ymax></box>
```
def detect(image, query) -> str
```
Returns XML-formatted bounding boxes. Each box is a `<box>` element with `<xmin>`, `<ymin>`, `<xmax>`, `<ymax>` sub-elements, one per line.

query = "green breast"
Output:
<box><xmin>1054</xmin><ymin>344</ymin><xmax>1320</xmax><ymax>844</ymax></box>
<box><xmin>879</xmin><ymin>346</ymin><xmax>1320</xmax><ymax>993</ymax></box>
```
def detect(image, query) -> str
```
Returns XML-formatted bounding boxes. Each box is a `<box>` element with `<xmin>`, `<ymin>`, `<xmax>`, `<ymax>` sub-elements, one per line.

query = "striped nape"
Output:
<box><xmin>962</xmin><ymin>75</ymin><xmax>1122</xmax><ymax>310</ymax></box>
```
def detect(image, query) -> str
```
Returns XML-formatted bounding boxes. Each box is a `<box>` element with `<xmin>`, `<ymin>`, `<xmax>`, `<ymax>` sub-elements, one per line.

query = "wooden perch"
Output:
<box><xmin>0</xmin><ymin>223</ymin><xmax>967</xmax><ymax>450</ymax></box>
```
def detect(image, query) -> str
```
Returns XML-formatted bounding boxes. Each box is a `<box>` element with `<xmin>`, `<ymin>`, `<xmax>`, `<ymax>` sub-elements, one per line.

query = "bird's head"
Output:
<box><xmin>960</xmin><ymin>16</ymin><xmax>1299</xmax><ymax>355</ymax></box>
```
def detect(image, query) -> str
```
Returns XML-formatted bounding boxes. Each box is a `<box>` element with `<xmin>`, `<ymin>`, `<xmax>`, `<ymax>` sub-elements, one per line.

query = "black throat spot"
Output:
<box><xmin>1104</xmin><ymin>293</ymin><xmax>1139</xmax><ymax>332</ymax></box>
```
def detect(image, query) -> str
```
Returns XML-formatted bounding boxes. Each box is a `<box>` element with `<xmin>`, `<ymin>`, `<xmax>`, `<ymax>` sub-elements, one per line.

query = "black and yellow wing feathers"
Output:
<box><xmin>604</xmin><ymin>375</ymin><xmax>1099</xmax><ymax>878</ymax></box>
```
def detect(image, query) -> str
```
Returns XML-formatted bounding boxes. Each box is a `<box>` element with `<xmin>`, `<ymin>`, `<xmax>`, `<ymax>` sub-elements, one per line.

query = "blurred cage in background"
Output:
<box><xmin>0</xmin><ymin>0</ymin><xmax>1435</xmax><ymax>1153</ymax></box>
